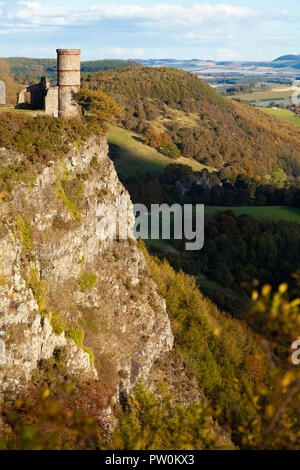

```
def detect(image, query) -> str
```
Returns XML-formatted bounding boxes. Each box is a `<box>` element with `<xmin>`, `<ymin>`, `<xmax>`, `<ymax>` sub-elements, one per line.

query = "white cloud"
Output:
<box><xmin>0</xmin><ymin>1</ymin><xmax>295</xmax><ymax>61</ymax></box>
<box><xmin>216</xmin><ymin>48</ymin><xmax>241</xmax><ymax>61</ymax></box>
<box><xmin>89</xmin><ymin>3</ymin><xmax>259</xmax><ymax>25</ymax></box>
<box><xmin>1</xmin><ymin>2</ymin><xmax>261</xmax><ymax>29</ymax></box>
<box><xmin>18</xmin><ymin>2</ymin><xmax>39</xmax><ymax>8</ymax></box>
<box><xmin>110</xmin><ymin>47</ymin><xmax>145</xmax><ymax>58</ymax></box>
<box><xmin>185</xmin><ymin>32</ymin><xmax>235</xmax><ymax>41</ymax></box>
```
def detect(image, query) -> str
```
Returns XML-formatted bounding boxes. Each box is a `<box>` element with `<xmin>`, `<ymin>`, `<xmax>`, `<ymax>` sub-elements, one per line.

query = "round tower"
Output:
<box><xmin>56</xmin><ymin>49</ymin><xmax>81</xmax><ymax>119</ymax></box>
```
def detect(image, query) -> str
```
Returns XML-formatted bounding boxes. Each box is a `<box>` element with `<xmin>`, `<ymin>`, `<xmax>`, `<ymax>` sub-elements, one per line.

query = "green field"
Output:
<box><xmin>260</xmin><ymin>108</ymin><xmax>300</xmax><ymax>127</ymax></box>
<box><xmin>140</xmin><ymin>205</ymin><xmax>300</xmax><ymax>254</ymax></box>
<box><xmin>205</xmin><ymin>205</ymin><xmax>300</xmax><ymax>222</ymax></box>
<box><xmin>108</xmin><ymin>125</ymin><xmax>215</xmax><ymax>178</ymax></box>
<box><xmin>231</xmin><ymin>86</ymin><xmax>293</xmax><ymax>104</ymax></box>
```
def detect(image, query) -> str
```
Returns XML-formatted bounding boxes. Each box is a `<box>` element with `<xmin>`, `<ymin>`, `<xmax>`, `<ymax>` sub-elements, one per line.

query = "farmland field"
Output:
<box><xmin>230</xmin><ymin>85</ymin><xmax>296</xmax><ymax>105</ymax></box>
<box><xmin>139</xmin><ymin>206</ymin><xmax>300</xmax><ymax>253</ymax></box>
<box><xmin>205</xmin><ymin>205</ymin><xmax>300</xmax><ymax>223</ymax></box>
<box><xmin>260</xmin><ymin>108</ymin><xmax>300</xmax><ymax>127</ymax></box>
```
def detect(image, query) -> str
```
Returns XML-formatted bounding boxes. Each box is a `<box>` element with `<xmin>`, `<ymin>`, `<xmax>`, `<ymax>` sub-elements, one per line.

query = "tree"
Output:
<box><xmin>75</xmin><ymin>89</ymin><xmax>124</xmax><ymax>126</ymax></box>
<box><xmin>160</xmin><ymin>142</ymin><xmax>181</xmax><ymax>159</ymax></box>
<box><xmin>143</xmin><ymin>128</ymin><xmax>161</xmax><ymax>147</ymax></box>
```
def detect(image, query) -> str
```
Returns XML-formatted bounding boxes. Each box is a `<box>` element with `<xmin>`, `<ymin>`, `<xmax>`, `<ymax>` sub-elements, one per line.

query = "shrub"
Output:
<box><xmin>83</xmin><ymin>346</ymin><xmax>95</xmax><ymax>364</ymax></box>
<box><xmin>160</xmin><ymin>142</ymin><xmax>181</xmax><ymax>159</ymax></box>
<box><xmin>50</xmin><ymin>312</ymin><xmax>64</xmax><ymax>335</ymax></box>
<box><xmin>53</xmin><ymin>179</ymin><xmax>81</xmax><ymax>221</ymax></box>
<box><xmin>67</xmin><ymin>328</ymin><xmax>84</xmax><ymax>348</ymax></box>
<box><xmin>15</xmin><ymin>215</ymin><xmax>33</xmax><ymax>254</ymax></box>
<box><xmin>77</xmin><ymin>271</ymin><xmax>98</xmax><ymax>292</ymax></box>
<box><xmin>26</xmin><ymin>267</ymin><xmax>45</xmax><ymax>312</ymax></box>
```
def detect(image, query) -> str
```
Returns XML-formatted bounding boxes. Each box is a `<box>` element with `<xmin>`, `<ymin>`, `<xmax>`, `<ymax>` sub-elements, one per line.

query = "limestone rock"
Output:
<box><xmin>0</xmin><ymin>135</ymin><xmax>173</xmax><ymax>400</ymax></box>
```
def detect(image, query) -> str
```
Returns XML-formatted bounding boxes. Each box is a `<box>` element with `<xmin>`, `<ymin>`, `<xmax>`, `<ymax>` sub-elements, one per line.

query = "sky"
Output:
<box><xmin>0</xmin><ymin>0</ymin><xmax>299</xmax><ymax>61</ymax></box>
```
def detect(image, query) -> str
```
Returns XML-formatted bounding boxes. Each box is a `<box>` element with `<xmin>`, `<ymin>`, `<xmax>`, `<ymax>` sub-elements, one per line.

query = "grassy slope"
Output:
<box><xmin>260</xmin><ymin>108</ymin><xmax>300</xmax><ymax>127</ymax></box>
<box><xmin>108</xmin><ymin>125</ymin><xmax>215</xmax><ymax>178</ymax></box>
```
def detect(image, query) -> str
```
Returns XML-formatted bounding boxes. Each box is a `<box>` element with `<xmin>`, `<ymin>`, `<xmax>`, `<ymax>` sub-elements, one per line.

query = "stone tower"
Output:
<box><xmin>56</xmin><ymin>49</ymin><xmax>81</xmax><ymax>119</ymax></box>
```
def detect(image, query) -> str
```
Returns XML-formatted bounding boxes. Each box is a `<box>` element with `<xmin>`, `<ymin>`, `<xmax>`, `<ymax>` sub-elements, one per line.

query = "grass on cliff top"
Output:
<box><xmin>0</xmin><ymin>106</ymin><xmax>38</xmax><ymax>115</ymax></box>
<box><xmin>0</xmin><ymin>113</ymin><xmax>103</xmax><ymax>160</ymax></box>
<box><xmin>0</xmin><ymin>113</ymin><xmax>103</xmax><ymax>193</ymax></box>
<box><xmin>108</xmin><ymin>125</ymin><xmax>215</xmax><ymax>178</ymax></box>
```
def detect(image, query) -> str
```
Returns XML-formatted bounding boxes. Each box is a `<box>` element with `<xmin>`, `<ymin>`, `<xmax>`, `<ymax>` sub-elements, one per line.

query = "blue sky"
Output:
<box><xmin>0</xmin><ymin>0</ymin><xmax>299</xmax><ymax>60</ymax></box>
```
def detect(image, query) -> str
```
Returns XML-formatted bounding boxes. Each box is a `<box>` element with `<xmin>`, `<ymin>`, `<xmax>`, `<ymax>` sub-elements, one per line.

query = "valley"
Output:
<box><xmin>0</xmin><ymin>53</ymin><xmax>300</xmax><ymax>451</ymax></box>
<box><xmin>140</xmin><ymin>55</ymin><xmax>300</xmax><ymax>77</ymax></box>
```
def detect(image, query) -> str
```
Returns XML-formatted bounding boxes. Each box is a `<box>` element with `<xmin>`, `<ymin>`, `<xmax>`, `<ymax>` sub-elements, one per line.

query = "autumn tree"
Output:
<box><xmin>75</xmin><ymin>88</ymin><xmax>124</xmax><ymax>127</ymax></box>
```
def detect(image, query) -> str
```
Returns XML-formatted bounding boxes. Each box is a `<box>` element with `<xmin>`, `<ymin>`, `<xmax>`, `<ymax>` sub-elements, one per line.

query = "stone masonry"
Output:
<box><xmin>17</xmin><ymin>48</ymin><xmax>81</xmax><ymax>119</ymax></box>
<box><xmin>57</xmin><ymin>49</ymin><xmax>81</xmax><ymax>119</ymax></box>
<box><xmin>0</xmin><ymin>81</ymin><xmax>5</xmax><ymax>105</ymax></box>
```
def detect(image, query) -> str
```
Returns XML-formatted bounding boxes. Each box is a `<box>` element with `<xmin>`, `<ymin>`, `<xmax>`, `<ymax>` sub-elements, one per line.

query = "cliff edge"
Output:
<box><xmin>0</xmin><ymin>134</ymin><xmax>173</xmax><ymax>400</ymax></box>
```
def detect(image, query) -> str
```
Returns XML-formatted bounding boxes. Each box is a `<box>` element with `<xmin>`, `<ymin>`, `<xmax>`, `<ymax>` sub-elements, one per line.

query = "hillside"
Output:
<box><xmin>83</xmin><ymin>67</ymin><xmax>300</xmax><ymax>180</ymax></box>
<box><xmin>0</xmin><ymin>113</ymin><xmax>240</xmax><ymax>449</ymax></box>
<box><xmin>108</xmin><ymin>125</ymin><xmax>215</xmax><ymax>178</ymax></box>
<box><xmin>273</xmin><ymin>54</ymin><xmax>300</xmax><ymax>69</ymax></box>
<box><xmin>274</xmin><ymin>55</ymin><xmax>300</xmax><ymax>61</ymax></box>
<box><xmin>0</xmin><ymin>113</ymin><xmax>300</xmax><ymax>449</ymax></box>
<box><xmin>0</xmin><ymin>59</ymin><xmax>23</xmax><ymax>104</ymax></box>
<box><xmin>2</xmin><ymin>58</ymin><xmax>137</xmax><ymax>86</ymax></box>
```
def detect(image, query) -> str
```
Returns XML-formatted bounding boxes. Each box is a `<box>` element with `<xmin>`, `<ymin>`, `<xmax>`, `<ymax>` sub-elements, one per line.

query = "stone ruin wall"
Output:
<box><xmin>17</xmin><ymin>77</ymin><xmax>58</xmax><ymax>116</ymax></box>
<box><xmin>0</xmin><ymin>81</ymin><xmax>6</xmax><ymax>105</ymax></box>
<box><xmin>17</xmin><ymin>48</ymin><xmax>81</xmax><ymax>119</ymax></box>
<box><xmin>45</xmin><ymin>87</ymin><xmax>58</xmax><ymax>116</ymax></box>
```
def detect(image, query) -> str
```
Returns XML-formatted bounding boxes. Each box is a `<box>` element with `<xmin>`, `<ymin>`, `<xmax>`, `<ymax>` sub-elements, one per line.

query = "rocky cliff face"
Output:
<box><xmin>0</xmin><ymin>135</ymin><xmax>173</xmax><ymax>400</ymax></box>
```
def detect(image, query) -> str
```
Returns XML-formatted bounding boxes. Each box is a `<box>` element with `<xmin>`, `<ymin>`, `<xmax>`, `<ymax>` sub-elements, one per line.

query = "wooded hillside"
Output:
<box><xmin>82</xmin><ymin>67</ymin><xmax>300</xmax><ymax>180</ymax></box>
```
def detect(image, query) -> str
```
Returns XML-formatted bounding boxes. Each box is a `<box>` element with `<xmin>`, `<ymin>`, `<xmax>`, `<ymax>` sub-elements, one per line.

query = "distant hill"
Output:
<box><xmin>2</xmin><ymin>58</ymin><xmax>138</xmax><ymax>86</ymax></box>
<box><xmin>272</xmin><ymin>55</ymin><xmax>300</xmax><ymax>70</ymax></box>
<box><xmin>274</xmin><ymin>55</ymin><xmax>300</xmax><ymax>61</ymax></box>
<box><xmin>138</xmin><ymin>57</ymin><xmax>300</xmax><ymax>76</ymax></box>
<box><xmin>82</xmin><ymin>67</ymin><xmax>300</xmax><ymax>180</ymax></box>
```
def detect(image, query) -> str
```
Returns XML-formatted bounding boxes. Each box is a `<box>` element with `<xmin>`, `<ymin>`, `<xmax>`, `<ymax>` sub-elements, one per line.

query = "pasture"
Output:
<box><xmin>260</xmin><ymin>108</ymin><xmax>300</xmax><ymax>127</ymax></box>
